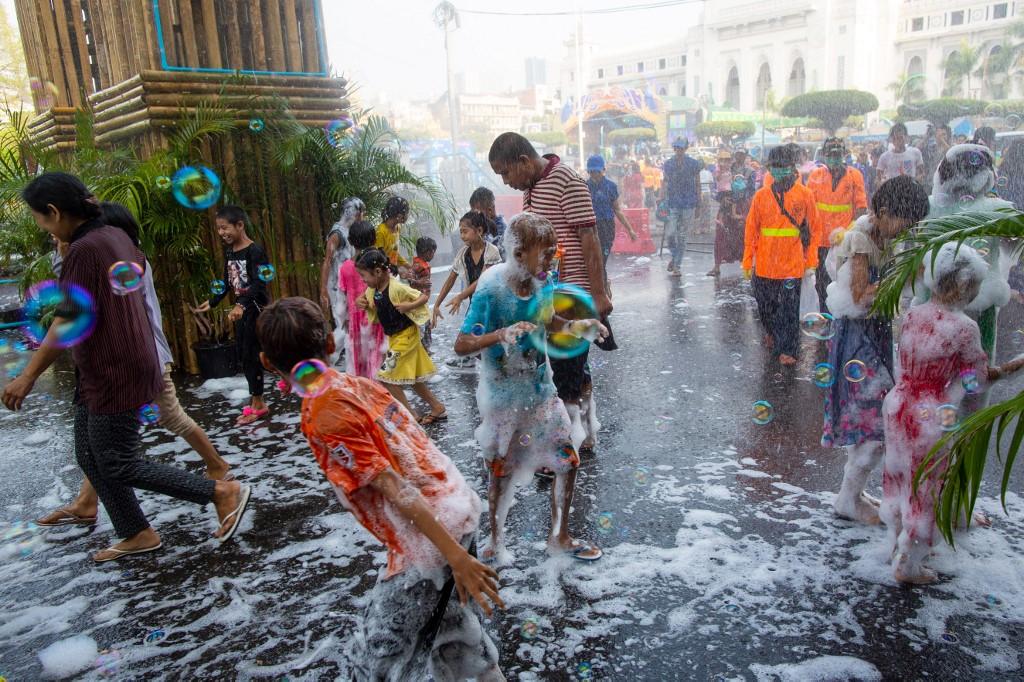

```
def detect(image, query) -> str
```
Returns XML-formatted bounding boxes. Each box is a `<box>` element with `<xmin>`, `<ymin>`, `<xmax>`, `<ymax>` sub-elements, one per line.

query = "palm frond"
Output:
<box><xmin>871</xmin><ymin>208</ymin><xmax>1024</xmax><ymax>319</ymax></box>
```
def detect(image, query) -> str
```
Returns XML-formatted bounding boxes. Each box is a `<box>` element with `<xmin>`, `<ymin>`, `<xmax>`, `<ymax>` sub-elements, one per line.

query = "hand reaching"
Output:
<box><xmin>450</xmin><ymin>552</ymin><xmax>505</xmax><ymax>617</ymax></box>
<box><xmin>499</xmin><ymin>321</ymin><xmax>536</xmax><ymax>345</ymax></box>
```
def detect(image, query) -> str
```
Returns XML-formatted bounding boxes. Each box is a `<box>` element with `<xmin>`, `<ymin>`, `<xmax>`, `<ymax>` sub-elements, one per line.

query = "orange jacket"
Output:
<box><xmin>806</xmin><ymin>166</ymin><xmax>867</xmax><ymax>248</ymax></box>
<box><xmin>742</xmin><ymin>183</ymin><xmax>822</xmax><ymax>280</ymax></box>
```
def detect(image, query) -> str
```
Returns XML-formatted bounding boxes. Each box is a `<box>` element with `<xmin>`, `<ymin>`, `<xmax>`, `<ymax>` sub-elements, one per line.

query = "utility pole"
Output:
<box><xmin>434</xmin><ymin>2</ymin><xmax>462</xmax><ymax>195</ymax></box>
<box><xmin>574</xmin><ymin>1</ymin><xmax>585</xmax><ymax>167</ymax></box>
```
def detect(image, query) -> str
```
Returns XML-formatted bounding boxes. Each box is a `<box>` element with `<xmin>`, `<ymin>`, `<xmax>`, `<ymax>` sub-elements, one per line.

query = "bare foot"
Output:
<box><xmin>779</xmin><ymin>354</ymin><xmax>797</xmax><ymax>366</ymax></box>
<box><xmin>706</xmin><ymin>268</ymin><xmax>719</xmax><ymax>277</ymax></box>
<box><xmin>895</xmin><ymin>565</ymin><xmax>938</xmax><ymax>585</ymax></box>
<box><xmin>547</xmin><ymin>535</ymin><xmax>602</xmax><ymax>560</ymax></box>
<box><xmin>973</xmin><ymin>510</ymin><xmax>992</xmax><ymax>528</ymax></box>
<box><xmin>204</xmin><ymin>464</ymin><xmax>232</xmax><ymax>481</ymax></box>
<box><xmin>834</xmin><ymin>493</ymin><xmax>882</xmax><ymax>525</ymax></box>
<box><xmin>93</xmin><ymin>527</ymin><xmax>161</xmax><ymax>562</ymax></box>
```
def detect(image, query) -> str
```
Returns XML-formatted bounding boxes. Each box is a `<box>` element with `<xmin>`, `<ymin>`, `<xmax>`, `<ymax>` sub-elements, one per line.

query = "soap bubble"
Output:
<box><xmin>634</xmin><ymin>466</ymin><xmax>649</xmax><ymax>486</ymax></box>
<box><xmin>812</xmin><ymin>362</ymin><xmax>835</xmax><ymax>388</ymax></box>
<box><xmin>520</xmin><ymin>617</ymin><xmax>539</xmax><ymax>639</ymax></box>
<box><xmin>654</xmin><ymin>415</ymin><xmax>672</xmax><ymax>432</ymax></box>
<box><xmin>325</xmin><ymin>117</ymin><xmax>355</xmax><ymax>147</ymax></box>
<box><xmin>171</xmin><ymin>165</ymin><xmax>222</xmax><ymax>210</ymax></box>
<box><xmin>1008</xmin><ymin>114</ymin><xmax>1021</xmax><ymax>129</ymax></box>
<box><xmin>968</xmin><ymin>152</ymin><xmax>984</xmax><ymax>166</ymax></box>
<box><xmin>470</xmin><ymin>323</ymin><xmax>485</xmax><ymax>336</ymax></box>
<box><xmin>959</xmin><ymin>195</ymin><xmax>975</xmax><ymax>206</ymax></box>
<box><xmin>155</xmin><ymin>175</ymin><xmax>171</xmax><ymax>190</ymax></box>
<box><xmin>998</xmin><ymin>176</ymin><xmax>1009</xmax><ymax>188</ymax></box>
<box><xmin>596</xmin><ymin>512</ymin><xmax>614</xmax><ymax>533</ymax></box>
<box><xmin>799</xmin><ymin>312</ymin><xmax>835</xmax><ymax>340</ymax></box>
<box><xmin>916</xmin><ymin>403</ymin><xmax>933</xmax><ymax>422</ymax></box>
<box><xmin>210</xmin><ymin>280</ymin><xmax>226</xmax><ymax>295</ymax></box>
<box><xmin>137</xmin><ymin>402</ymin><xmax>160</xmax><ymax>425</ymax></box>
<box><xmin>2</xmin><ymin>521</ymin><xmax>44</xmax><ymax>557</ymax></box>
<box><xmin>518</xmin><ymin>433</ymin><xmax>531</xmax><ymax>447</ymax></box>
<box><xmin>24</xmin><ymin>280</ymin><xmax>96</xmax><ymax>348</ymax></box>
<box><xmin>937</xmin><ymin>404</ymin><xmax>960</xmax><ymax>431</ymax></box>
<box><xmin>961</xmin><ymin>369</ymin><xmax>980</xmax><ymax>394</ymax></box>
<box><xmin>986</xmin><ymin>594</ymin><xmax>1001</xmax><ymax>606</ymax></box>
<box><xmin>752</xmin><ymin>400</ymin><xmax>773</xmax><ymax>425</ymax></box>
<box><xmin>577</xmin><ymin>661</ymin><xmax>593</xmax><ymax>679</ymax></box>
<box><xmin>143</xmin><ymin>629</ymin><xmax>166</xmax><ymax>645</ymax></box>
<box><xmin>940</xmin><ymin>632</ymin><xmax>959</xmax><ymax>644</ymax></box>
<box><xmin>843</xmin><ymin>359</ymin><xmax>867</xmax><ymax>383</ymax></box>
<box><xmin>248</xmin><ymin>118</ymin><xmax>265</xmax><ymax>133</ymax></box>
<box><xmin>557</xmin><ymin>444</ymin><xmax>574</xmax><ymax>459</ymax></box>
<box><xmin>290</xmin><ymin>359</ymin><xmax>330</xmax><ymax>398</ymax></box>
<box><xmin>108</xmin><ymin>261</ymin><xmax>144</xmax><ymax>295</ymax></box>
<box><xmin>257</xmin><ymin>264</ymin><xmax>276</xmax><ymax>282</ymax></box>
<box><xmin>525</xmin><ymin>283</ymin><xmax>598</xmax><ymax>360</ymax></box>
<box><xmin>783</xmin><ymin>278</ymin><xmax>797</xmax><ymax>290</ymax></box>
<box><xmin>95</xmin><ymin>649</ymin><xmax>121</xmax><ymax>677</ymax></box>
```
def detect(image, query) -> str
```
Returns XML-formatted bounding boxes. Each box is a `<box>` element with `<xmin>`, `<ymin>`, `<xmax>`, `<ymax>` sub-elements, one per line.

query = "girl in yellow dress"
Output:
<box><xmin>356</xmin><ymin>248</ymin><xmax>447</xmax><ymax>424</ymax></box>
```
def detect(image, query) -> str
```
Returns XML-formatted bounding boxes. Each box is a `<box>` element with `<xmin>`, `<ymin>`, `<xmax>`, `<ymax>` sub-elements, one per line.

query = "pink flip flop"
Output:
<box><xmin>236</xmin><ymin>406</ymin><xmax>269</xmax><ymax>425</ymax></box>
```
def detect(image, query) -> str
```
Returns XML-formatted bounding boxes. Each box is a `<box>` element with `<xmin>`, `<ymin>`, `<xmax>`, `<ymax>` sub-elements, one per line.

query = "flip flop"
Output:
<box><xmin>35</xmin><ymin>508</ymin><xmax>98</xmax><ymax>527</ymax></box>
<box><xmin>418</xmin><ymin>412</ymin><xmax>448</xmax><ymax>426</ymax></box>
<box><xmin>93</xmin><ymin>542</ymin><xmax>163</xmax><ymax>563</ymax></box>
<box><xmin>568</xmin><ymin>540</ymin><xmax>602</xmax><ymax>562</ymax></box>
<box><xmin>217</xmin><ymin>485</ymin><xmax>252</xmax><ymax>544</ymax></box>
<box><xmin>236</xmin><ymin>407</ymin><xmax>269</xmax><ymax>425</ymax></box>
<box><xmin>205</xmin><ymin>471</ymin><xmax>235</xmax><ymax>482</ymax></box>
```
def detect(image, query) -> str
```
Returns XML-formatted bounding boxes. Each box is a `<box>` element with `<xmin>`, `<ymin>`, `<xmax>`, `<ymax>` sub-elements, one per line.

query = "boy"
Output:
<box><xmin>375</xmin><ymin>196</ymin><xmax>410</xmax><ymax>276</ymax></box>
<box><xmin>412</xmin><ymin>237</ymin><xmax>436</xmax><ymax>350</ymax></box>
<box><xmin>256</xmin><ymin>297</ymin><xmax>504</xmax><ymax>681</ymax></box>
<box><xmin>469</xmin><ymin>186</ymin><xmax>507</xmax><ymax>256</ymax></box>
<box><xmin>877</xmin><ymin>122</ymin><xmax>925</xmax><ymax>184</ymax></box>
<box><xmin>193</xmin><ymin>206</ymin><xmax>271</xmax><ymax>425</ymax></box>
<box><xmin>585</xmin><ymin>154</ymin><xmax>637</xmax><ymax>268</ymax></box>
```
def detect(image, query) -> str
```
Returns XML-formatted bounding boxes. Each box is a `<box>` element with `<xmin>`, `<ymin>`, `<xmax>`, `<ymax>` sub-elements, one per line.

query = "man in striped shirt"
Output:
<box><xmin>489</xmin><ymin>133</ymin><xmax>607</xmax><ymax>451</ymax></box>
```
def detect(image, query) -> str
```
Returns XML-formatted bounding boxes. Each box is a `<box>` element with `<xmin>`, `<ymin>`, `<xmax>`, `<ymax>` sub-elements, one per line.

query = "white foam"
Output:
<box><xmin>37</xmin><ymin>634</ymin><xmax>97</xmax><ymax>679</ymax></box>
<box><xmin>750</xmin><ymin>655</ymin><xmax>881</xmax><ymax>681</ymax></box>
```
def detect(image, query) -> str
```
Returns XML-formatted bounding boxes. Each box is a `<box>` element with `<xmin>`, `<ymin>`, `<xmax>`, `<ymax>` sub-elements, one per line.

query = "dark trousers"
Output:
<box><xmin>551</xmin><ymin>349</ymin><xmax>591</xmax><ymax>404</ymax></box>
<box><xmin>75</xmin><ymin>405</ymin><xmax>215</xmax><ymax>539</ymax></box>
<box><xmin>815</xmin><ymin>246</ymin><xmax>831</xmax><ymax>315</ymax></box>
<box><xmin>236</xmin><ymin>307</ymin><xmax>264</xmax><ymax>397</ymax></box>
<box><xmin>752</xmin><ymin>274</ymin><xmax>801</xmax><ymax>358</ymax></box>
<box><xmin>596</xmin><ymin>218</ymin><xmax>616</xmax><ymax>267</ymax></box>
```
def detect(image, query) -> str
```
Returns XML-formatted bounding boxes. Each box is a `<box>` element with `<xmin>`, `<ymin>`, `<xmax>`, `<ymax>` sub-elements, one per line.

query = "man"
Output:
<box><xmin>877</xmin><ymin>122</ymin><xmax>925</xmax><ymax>184</ymax></box>
<box><xmin>732</xmin><ymin>148</ymin><xmax>757</xmax><ymax>199</ymax></box>
<box><xmin>585</xmin><ymin>154</ymin><xmax>637</xmax><ymax>268</ymax></box>
<box><xmin>851</xmin><ymin>147</ymin><xmax>875</xmax><ymax>201</ymax></box>
<box><xmin>659</xmin><ymin>137</ymin><xmax>703</xmax><ymax>278</ymax></box>
<box><xmin>806</xmin><ymin>137</ymin><xmax>867</xmax><ymax>312</ymax></box>
<box><xmin>488</xmin><ymin>132</ymin><xmax>607</xmax><ymax>451</ymax></box>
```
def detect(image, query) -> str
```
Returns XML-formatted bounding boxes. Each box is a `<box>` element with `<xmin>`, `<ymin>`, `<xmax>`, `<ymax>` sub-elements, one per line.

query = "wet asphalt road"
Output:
<box><xmin>1</xmin><ymin>250</ymin><xmax>1024</xmax><ymax>680</ymax></box>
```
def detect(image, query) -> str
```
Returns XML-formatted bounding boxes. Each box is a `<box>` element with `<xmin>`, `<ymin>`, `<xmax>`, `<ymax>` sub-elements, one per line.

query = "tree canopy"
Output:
<box><xmin>897</xmin><ymin>98</ymin><xmax>988</xmax><ymax>126</ymax></box>
<box><xmin>780</xmin><ymin>90</ymin><xmax>879</xmax><ymax>135</ymax></box>
<box><xmin>695</xmin><ymin>120</ymin><xmax>755</xmax><ymax>142</ymax></box>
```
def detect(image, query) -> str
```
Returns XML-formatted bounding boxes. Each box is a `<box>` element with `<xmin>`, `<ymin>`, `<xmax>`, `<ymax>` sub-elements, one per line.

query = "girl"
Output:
<box><xmin>454</xmin><ymin>212</ymin><xmax>605</xmax><ymax>562</ymax></box>
<box><xmin>881</xmin><ymin>242</ymin><xmax>1024</xmax><ymax>584</ymax></box>
<box><xmin>320</xmin><ymin>196</ymin><xmax>365</xmax><ymax>364</ymax></box>
<box><xmin>707</xmin><ymin>175</ymin><xmax>750</xmax><ymax>277</ymax></box>
<box><xmin>374</xmin><ymin>196</ymin><xmax>410</xmax><ymax>275</ymax></box>
<box><xmin>821</xmin><ymin>176</ymin><xmax>931</xmax><ymax>525</ymax></box>
<box><xmin>622</xmin><ymin>161</ymin><xmax>645</xmax><ymax>209</ymax></box>
<box><xmin>356</xmin><ymin>249</ymin><xmax>446</xmax><ymax>424</ymax></box>
<box><xmin>337</xmin><ymin>220</ymin><xmax>386</xmax><ymax>379</ymax></box>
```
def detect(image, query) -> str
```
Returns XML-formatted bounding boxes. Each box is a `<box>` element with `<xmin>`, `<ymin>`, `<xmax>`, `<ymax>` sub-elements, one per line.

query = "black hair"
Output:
<box><xmin>488</xmin><ymin>132</ymin><xmax>540</xmax><ymax>164</ymax></box>
<box><xmin>972</xmin><ymin>126</ymin><xmax>996</xmax><ymax>146</ymax></box>
<box><xmin>256</xmin><ymin>297</ymin><xmax>331</xmax><ymax>376</ymax></box>
<box><xmin>459</xmin><ymin>210</ymin><xmax>495</xmax><ymax>234</ymax></box>
<box><xmin>767</xmin><ymin>145</ymin><xmax>795</xmax><ymax>167</ymax></box>
<box><xmin>216</xmin><ymin>205</ymin><xmax>249</xmax><ymax>226</ymax></box>
<box><xmin>469</xmin><ymin>187</ymin><xmax>495</xmax><ymax>208</ymax></box>
<box><xmin>415</xmin><ymin>236</ymin><xmax>437</xmax><ymax>257</ymax></box>
<box><xmin>871</xmin><ymin>176</ymin><xmax>930</xmax><ymax>222</ymax></box>
<box><xmin>890</xmin><ymin>122</ymin><xmax>908</xmax><ymax>137</ymax></box>
<box><xmin>348</xmin><ymin>220</ymin><xmax>377</xmax><ymax>251</ymax></box>
<box><xmin>382</xmin><ymin>196</ymin><xmax>409</xmax><ymax>221</ymax></box>
<box><xmin>99</xmin><ymin>201</ymin><xmax>141</xmax><ymax>246</ymax></box>
<box><xmin>22</xmin><ymin>172</ymin><xmax>102</xmax><ymax>220</ymax></box>
<box><xmin>355</xmin><ymin>248</ymin><xmax>390</xmax><ymax>272</ymax></box>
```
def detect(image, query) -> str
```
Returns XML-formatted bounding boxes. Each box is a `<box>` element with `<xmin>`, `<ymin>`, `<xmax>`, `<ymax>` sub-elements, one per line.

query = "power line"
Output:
<box><xmin>457</xmin><ymin>0</ymin><xmax>701</xmax><ymax>18</ymax></box>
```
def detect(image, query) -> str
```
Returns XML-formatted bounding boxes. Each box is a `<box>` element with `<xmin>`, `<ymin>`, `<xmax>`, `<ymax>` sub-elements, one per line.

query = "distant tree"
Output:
<box><xmin>888</xmin><ymin>72</ymin><xmax>926</xmax><ymax>106</ymax></box>
<box><xmin>695</xmin><ymin>120</ymin><xmax>755</xmax><ymax>144</ymax></box>
<box><xmin>780</xmin><ymin>90</ymin><xmax>879</xmax><ymax>135</ymax></box>
<box><xmin>605</xmin><ymin>127</ymin><xmax>655</xmax><ymax>143</ymax></box>
<box><xmin>0</xmin><ymin>5</ymin><xmax>30</xmax><ymax>110</ymax></box>
<box><xmin>898</xmin><ymin>98</ymin><xmax>988</xmax><ymax>126</ymax></box>
<box><xmin>942</xmin><ymin>40</ymin><xmax>983</xmax><ymax>97</ymax></box>
<box><xmin>529</xmin><ymin>130</ymin><xmax>568</xmax><ymax>147</ymax></box>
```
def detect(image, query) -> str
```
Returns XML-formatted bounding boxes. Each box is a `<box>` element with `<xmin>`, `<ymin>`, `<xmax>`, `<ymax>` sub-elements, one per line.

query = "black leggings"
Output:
<box><xmin>75</xmin><ymin>405</ymin><xmax>215</xmax><ymax>539</ymax></box>
<box><xmin>236</xmin><ymin>307</ymin><xmax>264</xmax><ymax>397</ymax></box>
<box><xmin>815</xmin><ymin>246</ymin><xmax>831</xmax><ymax>315</ymax></box>
<box><xmin>752</xmin><ymin>275</ymin><xmax>801</xmax><ymax>358</ymax></box>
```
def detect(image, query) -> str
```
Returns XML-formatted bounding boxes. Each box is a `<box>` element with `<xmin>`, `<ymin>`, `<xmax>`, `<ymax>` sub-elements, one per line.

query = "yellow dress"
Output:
<box><xmin>364</xmin><ymin>277</ymin><xmax>434</xmax><ymax>385</ymax></box>
<box><xmin>375</xmin><ymin>223</ymin><xmax>408</xmax><ymax>267</ymax></box>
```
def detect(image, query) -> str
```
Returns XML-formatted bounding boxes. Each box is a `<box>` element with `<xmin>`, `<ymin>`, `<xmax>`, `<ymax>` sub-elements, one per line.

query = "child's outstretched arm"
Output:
<box><xmin>454</xmin><ymin>322</ymin><xmax>535</xmax><ymax>356</ymax></box>
<box><xmin>394</xmin><ymin>291</ymin><xmax>428</xmax><ymax>313</ymax></box>
<box><xmin>431</xmin><ymin>271</ymin><xmax>460</xmax><ymax>328</ymax></box>
<box><xmin>989</xmin><ymin>355</ymin><xmax>1024</xmax><ymax>382</ymax></box>
<box><xmin>369</xmin><ymin>468</ymin><xmax>504</xmax><ymax>616</ymax></box>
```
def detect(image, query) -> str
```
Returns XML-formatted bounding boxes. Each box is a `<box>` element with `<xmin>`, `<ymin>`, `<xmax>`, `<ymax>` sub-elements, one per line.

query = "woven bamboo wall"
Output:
<box><xmin>12</xmin><ymin>0</ymin><xmax>99</xmax><ymax>111</ymax></box>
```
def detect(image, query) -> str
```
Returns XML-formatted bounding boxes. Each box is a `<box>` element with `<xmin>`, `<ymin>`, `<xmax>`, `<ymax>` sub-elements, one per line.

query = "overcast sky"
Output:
<box><xmin>320</xmin><ymin>0</ymin><xmax>704</xmax><ymax>102</ymax></box>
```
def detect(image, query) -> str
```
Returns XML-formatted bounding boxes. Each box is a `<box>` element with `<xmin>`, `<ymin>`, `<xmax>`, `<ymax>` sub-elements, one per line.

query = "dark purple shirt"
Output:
<box><xmin>60</xmin><ymin>222</ymin><xmax>162</xmax><ymax>414</ymax></box>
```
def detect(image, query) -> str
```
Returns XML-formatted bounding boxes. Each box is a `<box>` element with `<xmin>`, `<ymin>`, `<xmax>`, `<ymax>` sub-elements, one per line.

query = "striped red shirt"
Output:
<box><xmin>523</xmin><ymin>155</ymin><xmax>597</xmax><ymax>291</ymax></box>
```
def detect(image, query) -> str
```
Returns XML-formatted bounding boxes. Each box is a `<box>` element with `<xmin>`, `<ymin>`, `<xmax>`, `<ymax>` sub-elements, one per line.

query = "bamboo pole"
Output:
<box><xmin>247</xmin><ymin>1</ymin><xmax>268</xmax><ymax>72</ymax></box>
<box><xmin>222</xmin><ymin>2</ymin><xmax>244</xmax><ymax>69</ymax></box>
<box><xmin>298</xmin><ymin>1</ymin><xmax>318</xmax><ymax>73</ymax></box>
<box><xmin>281</xmin><ymin>0</ymin><xmax>302</xmax><ymax>72</ymax></box>
<box><xmin>199</xmin><ymin>0</ymin><xmax>222</xmax><ymax>68</ymax></box>
<box><xmin>264</xmin><ymin>0</ymin><xmax>286</xmax><ymax>71</ymax></box>
<box><xmin>34</xmin><ymin>0</ymin><xmax>70</xmax><ymax>108</ymax></box>
<box><xmin>174</xmin><ymin>0</ymin><xmax>200</xmax><ymax>67</ymax></box>
<box><xmin>69</xmin><ymin>0</ymin><xmax>94</xmax><ymax>96</ymax></box>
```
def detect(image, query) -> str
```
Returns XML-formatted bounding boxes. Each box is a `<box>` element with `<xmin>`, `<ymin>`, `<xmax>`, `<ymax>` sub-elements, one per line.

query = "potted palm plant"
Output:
<box><xmin>190</xmin><ymin>303</ymin><xmax>237</xmax><ymax>379</ymax></box>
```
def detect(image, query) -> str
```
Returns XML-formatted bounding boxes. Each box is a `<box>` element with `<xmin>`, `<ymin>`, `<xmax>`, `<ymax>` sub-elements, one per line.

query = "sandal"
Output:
<box><xmin>36</xmin><ymin>508</ymin><xmax>98</xmax><ymax>527</ymax></box>
<box><xmin>562</xmin><ymin>539</ymin><xmax>602</xmax><ymax>561</ymax></box>
<box><xmin>418</xmin><ymin>412</ymin><xmax>448</xmax><ymax>426</ymax></box>
<box><xmin>93</xmin><ymin>542</ymin><xmax>163</xmax><ymax>563</ymax></box>
<box><xmin>236</xmin><ymin>406</ymin><xmax>269</xmax><ymax>425</ymax></box>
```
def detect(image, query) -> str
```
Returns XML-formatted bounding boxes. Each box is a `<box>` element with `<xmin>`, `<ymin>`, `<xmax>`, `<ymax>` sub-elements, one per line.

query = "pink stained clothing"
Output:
<box><xmin>880</xmin><ymin>302</ymin><xmax>989</xmax><ymax>570</ymax></box>
<box><xmin>338</xmin><ymin>259</ymin><xmax>385</xmax><ymax>378</ymax></box>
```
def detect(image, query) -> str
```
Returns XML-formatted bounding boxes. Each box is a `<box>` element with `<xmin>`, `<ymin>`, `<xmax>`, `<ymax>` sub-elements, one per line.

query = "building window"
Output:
<box><xmin>597</xmin><ymin>68</ymin><xmax>604</xmax><ymax>79</ymax></box>
<box><xmin>912</xmin><ymin>17</ymin><xmax>924</xmax><ymax>30</ymax></box>
<box><xmin>681</xmin><ymin>55</ymin><xmax>687</xmax><ymax>66</ymax></box>
<box><xmin>569</xmin><ymin>71</ymin><xmax>574</xmax><ymax>82</ymax></box>
<box><xmin>994</xmin><ymin>3</ymin><xmax>1008</xmax><ymax>19</ymax></box>
<box><xmin>637</xmin><ymin>61</ymin><xmax>645</xmax><ymax>73</ymax></box>
<box><xmin>837</xmin><ymin>55</ymin><xmax>845</xmax><ymax>88</ymax></box>
<box><xmin>838</xmin><ymin>24</ymin><xmax>847</xmax><ymax>34</ymax></box>
<box><xmin>755</xmin><ymin>63</ymin><xmax>772</xmax><ymax>108</ymax></box>
<box><xmin>950</xmin><ymin>10</ymin><xmax>964</xmax><ymax>25</ymax></box>
<box><xmin>659</xmin><ymin>58</ymin><xmax>667</xmax><ymax>70</ymax></box>
<box><xmin>617</xmin><ymin>65</ymin><xmax>624</xmax><ymax>76</ymax></box>
<box><xmin>788</xmin><ymin>57</ymin><xmax>806</xmax><ymax>96</ymax></box>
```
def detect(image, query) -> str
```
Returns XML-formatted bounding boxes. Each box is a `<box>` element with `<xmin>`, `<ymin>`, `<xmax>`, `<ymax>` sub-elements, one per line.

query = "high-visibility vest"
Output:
<box><xmin>742</xmin><ymin>184</ymin><xmax>823</xmax><ymax>280</ymax></box>
<box><xmin>806</xmin><ymin>166</ymin><xmax>867</xmax><ymax>248</ymax></box>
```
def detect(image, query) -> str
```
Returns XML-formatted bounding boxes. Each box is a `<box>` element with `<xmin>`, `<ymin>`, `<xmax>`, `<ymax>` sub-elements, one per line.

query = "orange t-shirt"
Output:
<box><xmin>300</xmin><ymin>369</ymin><xmax>481</xmax><ymax>578</ymax></box>
<box><xmin>806</xmin><ymin>166</ymin><xmax>867</xmax><ymax>248</ymax></box>
<box><xmin>742</xmin><ymin>183</ymin><xmax>823</xmax><ymax>280</ymax></box>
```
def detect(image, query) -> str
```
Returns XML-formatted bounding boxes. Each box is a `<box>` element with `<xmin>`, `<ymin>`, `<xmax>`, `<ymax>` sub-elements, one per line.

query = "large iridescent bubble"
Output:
<box><xmin>525</xmin><ymin>283</ymin><xmax>598</xmax><ymax>360</ymax></box>
<box><xmin>23</xmin><ymin>280</ymin><xmax>96</xmax><ymax>348</ymax></box>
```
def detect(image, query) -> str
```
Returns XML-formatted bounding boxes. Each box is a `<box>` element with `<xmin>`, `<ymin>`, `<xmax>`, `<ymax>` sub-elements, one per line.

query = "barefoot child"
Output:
<box><xmin>411</xmin><ymin>237</ymin><xmax>436</xmax><ymax>350</ymax></box>
<box><xmin>356</xmin><ymin>249</ymin><xmax>447</xmax><ymax>425</ymax></box>
<box><xmin>337</xmin><ymin>221</ymin><xmax>386</xmax><ymax>379</ymax></box>
<box><xmin>375</xmin><ymin>196</ymin><xmax>410</xmax><ymax>276</ymax></box>
<box><xmin>256</xmin><ymin>297</ymin><xmax>504</xmax><ymax>681</ymax></box>
<box><xmin>454</xmin><ymin>212</ymin><xmax>604</xmax><ymax>561</ymax></box>
<box><xmin>881</xmin><ymin>243</ymin><xmax>1024</xmax><ymax>584</ymax></box>
<box><xmin>822</xmin><ymin>177</ymin><xmax>930</xmax><ymax>524</ymax></box>
<box><xmin>194</xmin><ymin>205</ymin><xmax>270</xmax><ymax>425</ymax></box>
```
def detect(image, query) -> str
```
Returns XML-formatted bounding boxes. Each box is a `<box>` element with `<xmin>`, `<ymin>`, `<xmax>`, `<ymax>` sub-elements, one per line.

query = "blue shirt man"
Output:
<box><xmin>585</xmin><ymin>154</ymin><xmax>636</xmax><ymax>264</ymax></box>
<box><xmin>659</xmin><ymin>138</ymin><xmax>702</xmax><ymax>275</ymax></box>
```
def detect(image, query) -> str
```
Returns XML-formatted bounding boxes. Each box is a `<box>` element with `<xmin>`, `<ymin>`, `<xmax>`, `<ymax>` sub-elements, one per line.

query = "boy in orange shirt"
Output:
<box><xmin>256</xmin><ymin>297</ymin><xmax>505</xmax><ymax>682</ymax></box>
<box><xmin>742</xmin><ymin>145</ymin><xmax>823</xmax><ymax>366</ymax></box>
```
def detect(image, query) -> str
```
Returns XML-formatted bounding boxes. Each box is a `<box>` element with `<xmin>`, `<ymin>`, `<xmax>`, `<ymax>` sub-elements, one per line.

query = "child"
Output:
<box><xmin>585</xmin><ymin>154</ymin><xmax>637</xmax><ymax>267</ymax></box>
<box><xmin>320</xmin><ymin>196</ymin><xmax>366</xmax><ymax>364</ymax></box>
<box><xmin>411</xmin><ymin>237</ymin><xmax>436</xmax><ymax>350</ymax></box>
<box><xmin>337</xmin><ymin>221</ymin><xmax>386</xmax><ymax>379</ymax></box>
<box><xmin>469</xmin><ymin>186</ymin><xmax>507</xmax><ymax>257</ymax></box>
<box><xmin>255</xmin><ymin>297</ymin><xmax>504</xmax><ymax>681</ymax></box>
<box><xmin>821</xmin><ymin>177</ymin><xmax>930</xmax><ymax>524</ymax></box>
<box><xmin>454</xmin><ymin>212</ymin><xmax>604</xmax><ymax>562</ymax></box>
<box><xmin>881</xmin><ymin>242</ymin><xmax>1024</xmax><ymax>584</ymax></box>
<box><xmin>622</xmin><ymin>161</ymin><xmax>645</xmax><ymax>209</ymax></box>
<box><xmin>375</xmin><ymin>196</ymin><xmax>410</xmax><ymax>275</ymax></box>
<box><xmin>194</xmin><ymin>205</ymin><xmax>271</xmax><ymax>425</ymax></box>
<box><xmin>432</xmin><ymin>211</ymin><xmax>502</xmax><ymax>371</ymax></box>
<box><xmin>742</xmin><ymin>144</ymin><xmax>823</xmax><ymax>366</ymax></box>
<box><xmin>707</xmin><ymin>175</ymin><xmax>750</xmax><ymax>277</ymax></box>
<box><xmin>356</xmin><ymin>249</ymin><xmax>447</xmax><ymax>425</ymax></box>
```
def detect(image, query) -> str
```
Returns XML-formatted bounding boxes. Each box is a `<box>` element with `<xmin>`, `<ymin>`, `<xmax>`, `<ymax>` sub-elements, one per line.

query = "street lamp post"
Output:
<box><xmin>434</xmin><ymin>2</ymin><xmax>462</xmax><ymax>195</ymax></box>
